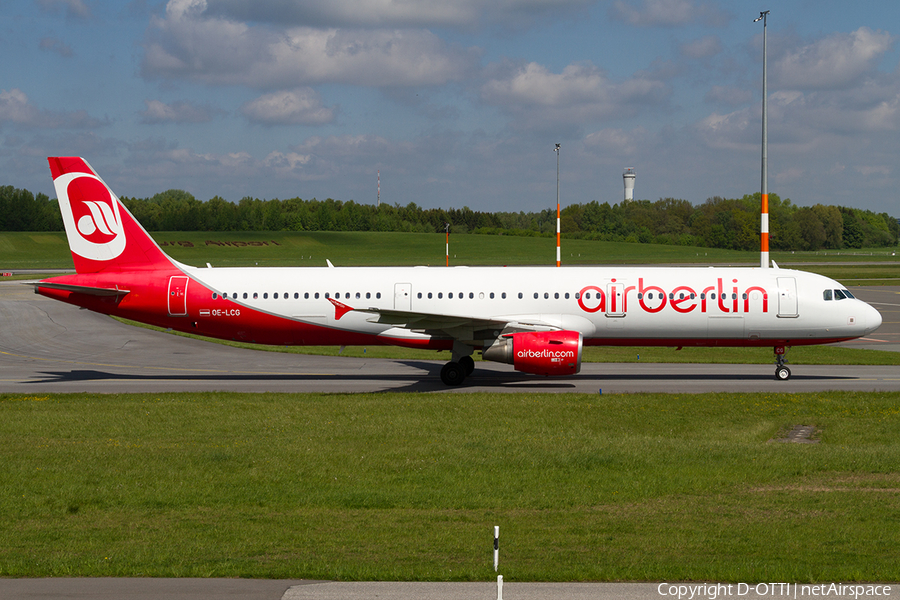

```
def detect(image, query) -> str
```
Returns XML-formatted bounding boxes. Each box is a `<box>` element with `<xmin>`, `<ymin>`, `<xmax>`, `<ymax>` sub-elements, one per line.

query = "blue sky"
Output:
<box><xmin>2</xmin><ymin>0</ymin><xmax>899</xmax><ymax>216</ymax></box>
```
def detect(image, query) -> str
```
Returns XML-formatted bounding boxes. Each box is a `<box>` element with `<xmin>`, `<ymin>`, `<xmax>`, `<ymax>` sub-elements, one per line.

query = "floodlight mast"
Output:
<box><xmin>755</xmin><ymin>10</ymin><xmax>770</xmax><ymax>269</ymax></box>
<box><xmin>555</xmin><ymin>143</ymin><xmax>561</xmax><ymax>267</ymax></box>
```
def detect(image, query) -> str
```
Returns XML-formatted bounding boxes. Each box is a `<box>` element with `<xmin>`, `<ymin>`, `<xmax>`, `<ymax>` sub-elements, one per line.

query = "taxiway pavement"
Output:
<box><xmin>1</xmin><ymin>282</ymin><xmax>898</xmax><ymax>394</ymax></box>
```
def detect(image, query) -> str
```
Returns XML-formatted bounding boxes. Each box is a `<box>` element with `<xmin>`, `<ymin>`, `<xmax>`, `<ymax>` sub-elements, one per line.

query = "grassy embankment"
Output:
<box><xmin>2</xmin><ymin>390</ymin><xmax>899</xmax><ymax>582</ymax></box>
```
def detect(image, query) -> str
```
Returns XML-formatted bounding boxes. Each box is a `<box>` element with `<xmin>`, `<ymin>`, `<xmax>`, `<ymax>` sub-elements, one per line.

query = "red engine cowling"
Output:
<box><xmin>482</xmin><ymin>331</ymin><xmax>583</xmax><ymax>376</ymax></box>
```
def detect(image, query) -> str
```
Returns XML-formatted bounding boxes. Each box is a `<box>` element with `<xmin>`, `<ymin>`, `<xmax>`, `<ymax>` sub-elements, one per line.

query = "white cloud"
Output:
<box><xmin>241</xmin><ymin>89</ymin><xmax>336</xmax><ymax>126</ymax></box>
<box><xmin>141</xmin><ymin>0</ymin><xmax>478</xmax><ymax>88</ymax></box>
<box><xmin>480</xmin><ymin>62</ymin><xmax>669</xmax><ymax>131</ymax></box>
<box><xmin>609</xmin><ymin>0</ymin><xmax>729</xmax><ymax>28</ymax></box>
<box><xmin>39</xmin><ymin>37</ymin><xmax>74</xmax><ymax>57</ymax></box>
<box><xmin>36</xmin><ymin>0</ymin><xmax>90</xmax><ymax>19</ymax></box>
<box><xmin>773</xmin><ymin>27</ymin><xmax>894</xmax><ymax>91</ymax></box>
<box><xmin>704</xmin><ymin>85</ymin><xmax>751</xmax><ymax>106</ymax></box>
<box><xmin>202</xmin><ymin>0</ymin><xmax>591</xmax><ymax>29</ymax></box>
<box><xmin>139</xmin><ymin>100</ymin><xmax>217</xmax><ymax>124</ymax></box>
<box><xmin>679</xmin><ymin>36</ymin><xmax>722</xmax><ymax>60</ymax></box>
<box><xmin>583</xmin><ymin>127</ymin><xmax>649</xmax><ymax>156</ymax></box>
<box><xmin>854</xmin><ymin>165</ymin><xmax>891</xmax><ymax>176</ymax></box>
<box><xmin>0</xmin><ymin>88</ymin><xmax>104</xmax><ymax>129</ymax></box>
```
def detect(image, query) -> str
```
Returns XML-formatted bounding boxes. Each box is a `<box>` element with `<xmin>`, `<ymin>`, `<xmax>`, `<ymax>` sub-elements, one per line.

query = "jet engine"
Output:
<box><xmin>482</xmin><ymin>331</ymin><xmax>582</xmax><ymax>376</ymax></box>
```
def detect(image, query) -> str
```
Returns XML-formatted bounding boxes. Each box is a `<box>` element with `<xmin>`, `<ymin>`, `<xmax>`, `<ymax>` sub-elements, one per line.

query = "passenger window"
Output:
<box><xmin>273</xmin><ymin>293</ymin><xmax>278</xmax><ymax>299</ymax></box>
<box><xmin>366</xmin><ymin>292</ymin><xmax>371</xmax><ymax>299</ymax></box>
<box><xmin>490</xmin><ymin>292</ymin><xmax>495</xmax><ymax>299</ymax></box>
<box><xmin>253</xmin><ymin>292</ymin><xmax>258</xmax><ymax>299</ymax></box>
<box><xmin>438</xmin><ymin>292</ymin><xmax>443</xmax><ymax>299</ymax></box>
<box><xmin>376</xmin><ymin>292</ymin><xmax>381</xmax><ymax>299</ymax></box>
<box><xmin>428</xmin><ymin>292</ymin><xmax>433</xmax><ymax>299</ymax></box>
<box><xmin>304</xmin><ymin>292</ymin><xmax>309</xmax><ymax>299</ymax></box>
<box><xmin>449</xmin><ymin>292</ymin><xmax>454</xmax><ymax>299</ymax></box>
<box><xmin>243</xmin><ymin>292</ymin><xmax>248</xmax><ymax>299</ymax></box>
<box><xmin>534</xmin><ymin>292</ymin><xmax>539</xmax><ymax>299</ymax></box>
<box><xmin>518</xmin><ymin>292</ymin><xmax>523</xmax><ymax>299</ymax></box>
<box><xmin>502</xmin><ymin>292</ymin><xmax>506</xmax><ymax>299</ymax></box>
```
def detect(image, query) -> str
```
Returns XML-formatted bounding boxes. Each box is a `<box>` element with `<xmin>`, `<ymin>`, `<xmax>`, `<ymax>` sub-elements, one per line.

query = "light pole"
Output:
<box><xmin>755</xmin><ymin>10</ymin><xmax>769</xmax><ymax>269</ymax></box>
<box><xmin>555</xmin><ymin>143</ymin><xmax>561</xmax><ymax>267</ymax></box>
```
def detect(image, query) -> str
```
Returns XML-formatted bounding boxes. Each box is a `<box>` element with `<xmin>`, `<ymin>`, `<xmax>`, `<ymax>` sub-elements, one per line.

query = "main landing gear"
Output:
<box><xmin>774</xmin><ymin>345</ymin><xmax>791</xmax><ymax>381</ymax></box>
<box><xmin>440</xmin><ymin>344</ymin><xmax>476</xmax><ymax>386</ymax></box>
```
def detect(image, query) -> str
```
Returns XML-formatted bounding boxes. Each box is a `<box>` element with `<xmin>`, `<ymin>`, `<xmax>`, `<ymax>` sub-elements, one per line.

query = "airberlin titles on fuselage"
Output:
<box><xmin>577</xmin><ymin>277</ymin><xmax>769</xmax><ymax>315</ymax></box>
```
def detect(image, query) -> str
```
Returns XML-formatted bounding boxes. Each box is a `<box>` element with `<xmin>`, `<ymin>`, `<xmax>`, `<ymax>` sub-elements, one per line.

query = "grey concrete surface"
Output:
<box><xmin>1</xmin><ymin>580</ymin><xmax>895</xmax><ymax>600</ymax></box>
<box><xmin>1</xmin><ymin>282</ymin><xmax>898</xmax><ymax>394</ymax></box>
<box><xmin>285</xmin><ymin>581</ymin><xmax>900</xmax><ymax>600</ymax></box>
<box><xmin>0</xmin><ymin>578</ymin><xmax>316</xmax><ymax>600</ymax></box>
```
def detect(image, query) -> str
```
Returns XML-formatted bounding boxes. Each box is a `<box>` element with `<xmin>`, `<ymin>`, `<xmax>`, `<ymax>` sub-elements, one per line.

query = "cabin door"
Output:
<box><xmin>168</xmin><ymin>276</ymin><xmax>188</xmax><ymax>316</ymax></box>
<box><xmin>776</xmin><ymin>277</ymin><xmax>798</xmax><ymax>318</ymax></box>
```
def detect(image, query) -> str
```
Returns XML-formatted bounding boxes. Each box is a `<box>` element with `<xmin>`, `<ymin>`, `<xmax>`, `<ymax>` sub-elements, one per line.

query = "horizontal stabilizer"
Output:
<box><xmin>32</xmin><ymin>282</ymin><xmax>130</xmax><ymax>297</ymax></box>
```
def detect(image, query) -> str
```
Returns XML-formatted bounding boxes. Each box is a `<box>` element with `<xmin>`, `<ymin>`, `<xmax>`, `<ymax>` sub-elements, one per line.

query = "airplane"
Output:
<box><xmin>34</xmin><ymin>156</ymin><xmax>883</xmax><ymax>385</ymax></box>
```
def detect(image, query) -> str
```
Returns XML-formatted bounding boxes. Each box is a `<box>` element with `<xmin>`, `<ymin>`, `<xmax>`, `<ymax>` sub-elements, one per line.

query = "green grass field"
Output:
<box><xmin>2</xmin><ymin>391</ymin><xmax>899</xmax><ymax>582</ymax></box>
<box><xmin>3</xmin><ymin>231</ymin><xmax>899</xmax><ymax>582</ymax></box>
<box><xmin>2</xmin><ymin>230</ymin><xmax>898</xmax><ymax>274</ymax></box>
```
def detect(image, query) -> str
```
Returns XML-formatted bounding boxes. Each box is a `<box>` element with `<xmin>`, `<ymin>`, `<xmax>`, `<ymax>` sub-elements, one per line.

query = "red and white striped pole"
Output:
<box><xmin>555</xmin><ymin>144</ymin><xmax>561</xmax><ymax>267</ymax></box>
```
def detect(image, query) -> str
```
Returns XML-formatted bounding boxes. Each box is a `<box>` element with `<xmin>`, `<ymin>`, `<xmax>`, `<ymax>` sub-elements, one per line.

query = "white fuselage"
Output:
<box><xmin>184</xmin><ymin>264</ymin><xmax>881</xmax><ymax>347</ymax></box>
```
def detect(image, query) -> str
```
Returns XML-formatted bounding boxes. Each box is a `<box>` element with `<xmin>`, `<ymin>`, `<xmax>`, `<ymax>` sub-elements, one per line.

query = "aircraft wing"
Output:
<box><xmin>358</xmin><ymin>307</ymin><xmax>560</xmax><ymax>340</ymax></box>
<box><xmin>327</xmin><ymin>297</ymin><xmax>558</xmax><ymax>338</ymax></box>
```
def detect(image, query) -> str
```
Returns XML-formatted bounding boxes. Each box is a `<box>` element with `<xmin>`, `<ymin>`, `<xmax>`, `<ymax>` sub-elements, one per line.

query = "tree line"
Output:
<box><xmin>1</xmin><ymin>184</ymin><xmax>897</xmax><ymax>251</ymax></box>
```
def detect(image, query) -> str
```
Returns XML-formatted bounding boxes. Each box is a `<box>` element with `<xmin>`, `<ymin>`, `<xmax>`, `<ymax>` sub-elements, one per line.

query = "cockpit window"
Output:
<box><xmin>823</xmin><ymin>289</ymin><xmax>833</xmax><ymax>301</ymax></box>
<box><xmin>842</xmin><ymin>289</ymin><xmax>855</xmax><ymax>299</ymax></box>
<box><xmin>834</xmin><ymin>289</ymin><xmax>847</xmax><ymax>300</ymax></box>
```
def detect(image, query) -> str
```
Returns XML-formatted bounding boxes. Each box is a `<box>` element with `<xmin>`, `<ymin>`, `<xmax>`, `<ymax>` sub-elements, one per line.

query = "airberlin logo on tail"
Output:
<box><xmin>55</xmin><ymin>173</ymin><xmax>126</xmax><ymax>261</ymax></box>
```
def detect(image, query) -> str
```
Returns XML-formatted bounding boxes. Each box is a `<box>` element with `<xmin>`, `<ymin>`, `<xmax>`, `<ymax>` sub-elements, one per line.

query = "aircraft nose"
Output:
<box><xmin>865</xmin><ymin>302</ymin><xmax>883</xmax><ymax>334</ymax></box>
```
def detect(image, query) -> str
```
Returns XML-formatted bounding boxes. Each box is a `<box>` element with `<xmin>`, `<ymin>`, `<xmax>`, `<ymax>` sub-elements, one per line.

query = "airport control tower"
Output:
<box><xmin>623</xmin><ymin>167</ymin><xmax>635</xmax><ymax>201</ymax></box>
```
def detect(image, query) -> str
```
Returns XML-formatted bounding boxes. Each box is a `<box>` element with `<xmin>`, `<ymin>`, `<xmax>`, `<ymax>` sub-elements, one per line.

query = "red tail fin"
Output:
<box><xmin>49</xmin><ymin>157</ymin><xmax>176</xmax><ymax>274</ymax></box>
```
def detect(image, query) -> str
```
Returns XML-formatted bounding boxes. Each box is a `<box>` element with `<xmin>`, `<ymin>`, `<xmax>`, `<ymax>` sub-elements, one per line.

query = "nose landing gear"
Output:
<box><xmin>774</xmin><ymin>345</ymin><xmax>791</xmax><ymax>381</ymax></box>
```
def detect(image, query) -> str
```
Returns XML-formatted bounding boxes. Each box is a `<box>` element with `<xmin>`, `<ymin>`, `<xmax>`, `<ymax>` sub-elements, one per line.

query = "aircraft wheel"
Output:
<box><xmin>775</xmin><ymin>366</ymin><xmax>791</xmax><ymax>381</ymax></box>
<box><xmin>440</xmin><ymin>361</ymin><xmax>466</xmax><ymax>386</ymax></box>
<box><xmin>459</xmin><ymin>355</ymin><xmax>475</xmax><ymax>376</ymax></box>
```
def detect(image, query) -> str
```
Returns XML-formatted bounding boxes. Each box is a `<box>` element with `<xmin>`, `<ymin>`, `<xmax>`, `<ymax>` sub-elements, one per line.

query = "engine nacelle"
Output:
<box><xmin>482</xmin><ymin>331</ymin><xmax>583</xmax><ymax>376</ymax></box>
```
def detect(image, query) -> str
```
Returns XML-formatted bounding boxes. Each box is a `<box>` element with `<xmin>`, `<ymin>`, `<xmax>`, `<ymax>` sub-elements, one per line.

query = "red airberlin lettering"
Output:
<box><xmin>578</xmin><ymin>278</ymin><xmax>770</xmax><ymax>316</ymax></box>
